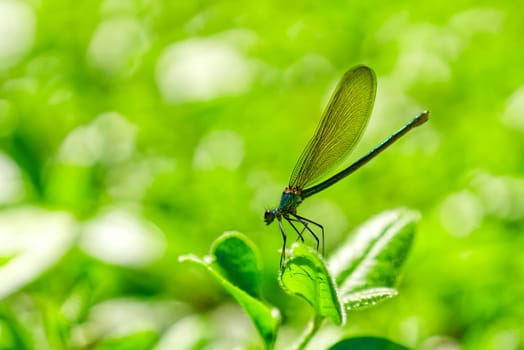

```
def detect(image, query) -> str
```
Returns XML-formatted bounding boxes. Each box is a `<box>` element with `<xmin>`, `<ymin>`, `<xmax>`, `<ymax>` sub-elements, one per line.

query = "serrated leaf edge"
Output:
<box><xmin>343</xmin><ymin>287</ymin><xmax>398</xmax><ymax>311</ymax></box>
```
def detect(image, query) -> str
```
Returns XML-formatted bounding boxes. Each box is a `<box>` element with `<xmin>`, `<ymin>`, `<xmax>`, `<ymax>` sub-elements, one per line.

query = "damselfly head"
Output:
<box><xmin>264</xmin><ymin>209</ymin><xmax>276</xmax><ymax>225</ymax></box>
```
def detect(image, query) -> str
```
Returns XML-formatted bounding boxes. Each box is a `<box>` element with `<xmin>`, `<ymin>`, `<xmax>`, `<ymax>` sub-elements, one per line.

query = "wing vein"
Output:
<box><xmin>289</xmin><ymin>65</ymin><xmax>377</xmax><ymax>189</ymax></box>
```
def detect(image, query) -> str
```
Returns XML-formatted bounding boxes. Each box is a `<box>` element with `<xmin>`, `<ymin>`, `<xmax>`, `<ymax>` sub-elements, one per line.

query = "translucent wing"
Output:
<box><xmin>289</xmin><ymin>65</ymin><xmax>376</xmax><ymax>189</ymax></box>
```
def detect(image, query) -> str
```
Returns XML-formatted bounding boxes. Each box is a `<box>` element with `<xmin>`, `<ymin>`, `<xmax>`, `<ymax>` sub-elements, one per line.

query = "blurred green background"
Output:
<box><xmin>1</xmin><ymin>0</ymin><xmax>523</xmax><ymax>349</ymax></box>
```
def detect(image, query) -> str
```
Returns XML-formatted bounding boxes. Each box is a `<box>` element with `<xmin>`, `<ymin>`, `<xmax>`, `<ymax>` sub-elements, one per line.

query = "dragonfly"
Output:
<box><xmin>264</xmin><ymin>65</ymin><xmax>429</xmax><ymax>267</ymax></box>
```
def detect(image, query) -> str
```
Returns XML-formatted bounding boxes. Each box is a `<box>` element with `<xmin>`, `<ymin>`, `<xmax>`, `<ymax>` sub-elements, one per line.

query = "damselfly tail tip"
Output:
<box><xmin>414</xmin><ymin>110</ymin><xmax>429</xmax><ymax>126</ymax></box>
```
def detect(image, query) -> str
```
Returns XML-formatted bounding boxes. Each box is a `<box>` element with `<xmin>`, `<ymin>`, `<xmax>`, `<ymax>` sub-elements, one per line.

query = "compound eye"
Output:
<box><xmin>264</xmin><ymin>210</ymin><xmax>275</xmax><ymax>224</ymax></box>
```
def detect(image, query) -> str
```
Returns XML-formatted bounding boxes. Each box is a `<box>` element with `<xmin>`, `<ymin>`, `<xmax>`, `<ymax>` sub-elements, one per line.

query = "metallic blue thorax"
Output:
<box><xmin>278</xmin><ymin>187</ymin><xmax>303</xmax><ymax>214</ymax></box>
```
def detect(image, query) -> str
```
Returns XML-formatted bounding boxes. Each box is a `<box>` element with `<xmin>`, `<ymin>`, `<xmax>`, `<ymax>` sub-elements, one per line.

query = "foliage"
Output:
<box><xmin>181</xmin><ymin>209</ymin><xmax>417</xmax><ymax>348</ymax></box>
<box><xmin>180</xmin><ymin>232</ymin><xmax>279</xmax><ymax>349</ymax></box>
<box><xmin>0</xmin><ymin>0</ymin><xmax>523</xmax><ymax>349</ymax></box>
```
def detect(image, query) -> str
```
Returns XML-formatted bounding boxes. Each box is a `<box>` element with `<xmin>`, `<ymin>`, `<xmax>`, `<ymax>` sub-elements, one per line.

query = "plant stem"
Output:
<box><xmin>294</xmin><ymin>315</ymin><xmax>324</xmax><ymax>350</ymax></box>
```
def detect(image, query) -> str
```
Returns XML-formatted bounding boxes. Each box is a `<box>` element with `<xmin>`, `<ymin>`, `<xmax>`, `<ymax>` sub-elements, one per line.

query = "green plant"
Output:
<box><xmin>180</xmin><ymin>208</ymin><xmax>419</xmax><ymax>349</ymax></box>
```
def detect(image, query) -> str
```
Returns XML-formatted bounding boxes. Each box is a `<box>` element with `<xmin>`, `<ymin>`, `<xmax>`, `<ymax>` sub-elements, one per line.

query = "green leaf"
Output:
<box><xmin>0</xmin><ymin>207</ymin><xmax>77</xmax><ymax>299</ymax></box>
<box><xmin>179</xmin><ymin>232</ymin><xmax>279</xmax><ymax>350</ymax></box>
<box><xmin>210</xmin><ymin>231</ymin><xmax>262</xmax><ymax>298</ymax></box>
<box><xmin>328</xmin><ymin>336</ymin><xmax>410</xmax><ymax>350</ymax></box>
<box><xmin>279</xmin><ymin>244</ymin><xmax>344</xmax><ymax>325</ymax></box>
<box><xmin>328</xmin><ymin>208</ymin><xmax>419</xmax><ymax>296</ymax></box>
<box><xmin>0</xmin><ymin>308</ymin><xmax>33</xmax><ymax>349</ymax></box>
<box><xmin>343</xmin><ymin>287</ymin><xmax>398</xmax><ymax>311</ymax></box>
<box><xmin>93</xmin><ymin>331</ymin><xmax>158</xmax><ymax>350</ymax></box>
<box><xmin>42</xmin><ymin>300</ymin><xmax>70</xmax><ymax>350</ymax></box>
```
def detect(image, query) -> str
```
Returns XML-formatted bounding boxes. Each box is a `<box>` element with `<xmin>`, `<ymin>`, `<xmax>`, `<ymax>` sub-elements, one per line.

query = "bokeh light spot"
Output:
<box><xmin>156</xmin><ymin>32</ymin><xmax>257</xmax><ymax>103</ymax></box>
<box><xmin>502</xmin><ymin>86</ymin><xmax>524</xmax><ymax>133</ymax></box>
<box><xmin>59</xmin><ymin>112</ymin><xmax>136</xmax><ymax>166</ymax></box>
<box><xmin>439</xmin><ymin>190</ymin><xmax>483</xmax><ymax>237</ymax></box>
<box><xmin>0</xmin><ymin>0</ymin><xmax>35</xmax><ymax>69</ymax></box>
<box><xmin>193</xmin><ymin>130</ymin><xmax>244</xmax><ymax>170</ymax></box>
<box><xmin>471</xmin><ymin>171</ymin><xmax>524</xmax><ymax>220</ymax></box>
<box><xmin>0</xmin><ymin>152</ymin><xmax>24</xmax><ymax>204</ymax></box>
<box><xmin>88</xmin><ymin>17</ymin><xmax>149</xmax><ymax>77</ymax></box>
<box><xmin>81</xmin><ymin>208</ymin><xmax>166</xmax><ymax>267</ymax></box>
